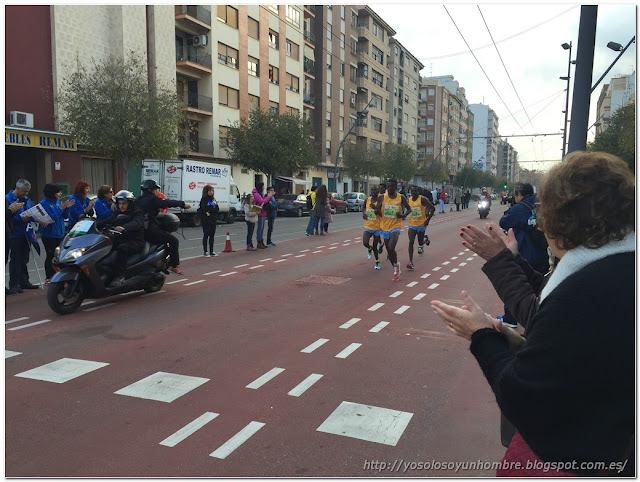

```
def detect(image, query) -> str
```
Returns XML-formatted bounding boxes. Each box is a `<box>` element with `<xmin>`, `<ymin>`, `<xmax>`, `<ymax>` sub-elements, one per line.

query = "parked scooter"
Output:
<box><xmin>47</xmin><ymin>213</ymin><xmax>180</xmax><ymax>315</ymax></box>
<box><xmin>478</xmin><ymin>200</ymin><xmax>490</xmax><ymax>219</ymax></box>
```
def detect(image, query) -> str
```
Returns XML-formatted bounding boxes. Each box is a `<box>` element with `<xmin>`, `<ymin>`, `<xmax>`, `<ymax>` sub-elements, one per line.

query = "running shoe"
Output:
<box><xmin>211</xmin><ymin>252</ymin><xmax>218</xmax><ymax>257</ymax></box>
<box><xmin>367</xmin><ymin>248</ymin><xmax>372</xmax><ymax>260</ymax></box>
<box><xmin>378</xmin><ymin>244</ymin><xmax>384</xmax><ymax>254</ymax></box>
<box><xmin>374</xmin><ymin>261</ymin><xmax>381</xmax><ymax>270</ymax></box>
<box><xmin>417</xmin><ymin>246</ymin><xmax>424</xmax><ymax>255</ymax></box>
<box><xmin>406</xmin><ymin>262</ymin><xmax>415</xmax><ymax>270</ymax></box>
<box><xmin>393</xmin><ymin>263</ymin><xmax>401</xmax><ymax>281</ymax></box>
<box><xmin>168</xmin><ymin>266</ymin><xmax>184</xmax><ymax>275</ymax></box>
<box><xmin>203</xmin><ymin>252</ymin><xmax>210</xmax><ymax>257</ymax></box>
<box><xmin>425</xmin><ymin>235</ymin><xmax>431</xmax><ymax>246</ymax></box>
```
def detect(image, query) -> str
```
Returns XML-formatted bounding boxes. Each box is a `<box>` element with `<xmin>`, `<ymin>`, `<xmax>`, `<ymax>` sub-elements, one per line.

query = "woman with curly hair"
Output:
<box><xmin>67</xmin><ymin>180</ymin><xmax>95</xmax><ymax>228</ymax></box>
<box><xmin>431</xmin><ymin>151</ymin><xmax>635</xmax><ymax>476</ymax></box>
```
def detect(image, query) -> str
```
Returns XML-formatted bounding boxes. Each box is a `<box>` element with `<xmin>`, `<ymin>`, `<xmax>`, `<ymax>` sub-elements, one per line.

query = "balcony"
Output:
<box><xmin>303</xmin><ymin>5</ymin><xmax>316</xmax><ymax>15</ymax></box>
<box><xmin>303</xmin><ymin>58</ymin><xmax>316</xmax><ymax>76</ymax></box>
<box><xmin>176</xmin><ymin>46</ymin><xmax>212</xmax><ymax>74</ymax></box>
<box><xmin>179</xmin><ymin>136</ymin><xmax>214</xmax><ymax>155</ymax></box>
<box><xmin>175</xmin><ymin>5</ymin><xmax>211</xmax><ymax>32</ymax></box>
<box><xmin>303</xmin><ymin>92</ymin><xmax>315</xmax><ymax>107</ymax></box>
<box><xmin>303</xmin><ymin>28</ymin><xmax>315</xmax><ymax>45</ymax></box>
<box><xmin>181</xmin><ymin>91</ymin><xmax>213</xmax><ymax>115</ymax></box>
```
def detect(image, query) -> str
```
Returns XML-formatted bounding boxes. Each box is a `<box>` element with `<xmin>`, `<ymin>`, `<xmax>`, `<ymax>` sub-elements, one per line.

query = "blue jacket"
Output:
<box><xmin>68</xmin><ymin>194</ymin><xmax>94</xmax><ymax>228</ymax></box>
<box><xmin>39</xmin><ymin>197</ymin><xmax>69</xmax><ymax>239</ymax></box>
<box><xmin>5</xmin><ymin>191</ymin><xmax>31</xmax><ymax>240</ymax></box>
<box><xmin>94</xmin><ymin>197</ymin><xmax>114</xmax><ymax>221</ymax></box>
<box><xmin>499</xmin><ymin>194</ymin><xmax>545</xmax><ymax>266</ymax></box>
<box><xmin>266</xmin><ymin>198</ymin><xmax>279</xmax><ymax>218</ymax></box>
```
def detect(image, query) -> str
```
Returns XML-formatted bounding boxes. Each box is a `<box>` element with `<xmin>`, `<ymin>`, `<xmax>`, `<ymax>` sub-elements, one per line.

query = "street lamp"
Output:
<box><xmin>560</xmin><ymin>41</ymin><xmax>573</xmax><ymax>158</ymax></box>
<box><xmin>333</xmin><ymin>97</ymin><xmax>374</xmax><ymax>193</ymax></box>
<box><xmin>591</xmin><ymin>36</ymin><xmax>636</xmax><ymax>93</ymax></box>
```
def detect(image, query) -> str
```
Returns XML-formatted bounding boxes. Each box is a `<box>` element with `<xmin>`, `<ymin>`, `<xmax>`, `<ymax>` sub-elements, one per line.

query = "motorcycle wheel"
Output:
<box><xmin>47</xmin><ymin>280</ymin><xmax>86</xmax><ymax>315</ymax></box>
<box><xmin>144</xmin><ymin>274</ymin><xmax>165</xmax><ymax>293</ymax></box>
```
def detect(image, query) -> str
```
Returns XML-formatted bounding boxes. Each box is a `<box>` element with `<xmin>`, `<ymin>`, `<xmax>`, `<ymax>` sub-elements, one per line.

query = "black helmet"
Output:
<box><xmin>115</xmin><ymin>190</ymin><xmax>135</xmax><ymax>201</ymax></box>
<box><xmin>141</xmin><ymin>179</ymin><xmax>160</xmax><ymax>191</ymax></box>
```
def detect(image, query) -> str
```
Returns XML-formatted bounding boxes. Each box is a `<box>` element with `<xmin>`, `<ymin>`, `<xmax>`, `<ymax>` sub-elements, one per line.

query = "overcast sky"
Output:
<box><xmin>371</xmin><ymin>3</ymin><xmax>636</xmax><ymax>172</ymax></box>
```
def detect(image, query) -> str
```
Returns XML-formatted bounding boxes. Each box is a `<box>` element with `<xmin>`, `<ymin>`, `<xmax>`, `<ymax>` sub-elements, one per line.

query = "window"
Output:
<box><xmin>372</xmin><ymin>45</ymin><xmax>384</xmax><ymax>64</ymax></box>
<box><xmin>350</xmin><ymin>37</ymin><xmax>357</xmax><ymax>54</ymax></box>
<box><xmin>371</xmin><ymin>94</ymin><xmax>383</xmax><ymax>110</ymax></box>
<box><xmin>218</xmin><ymin>43</ymin><xmax>238</xmax><ymax>69</ymax></box>
<box><xmin>404</xmin><ymin>94</ymin><xmax>409</xmax><ymax>104</ymax></box>
<box><xmin>249</xmin><ymin>94</ymin><xmax>260</xmax><ymax>111</ymax></box>
<box><xmin>327</xmin><ymin>53</ymin><xmax>332</xmax><ymax>70</ymax></box>
<box><xmin>269</xmin><ymin>65</ymin><xmax>279</xmax><ymax>84</ymax></box>
<box><xmin>395</xmin><ymin>46</ymin><xmax>399</xmax><ymax>55</ymax></box>
<box><xmin>286</xmin><ymin>106</ymin><xmax>300</xmax><ymax>116</ymax></box>
<box><xmin>412</xmin><ymin>117</ymin><xmax>416</xmax><ymax>126</ymax></box>
<box><xmin>341</xmin><ymin>5</ymin><xmax>345</xmax><ymax>19</ymax></box>
<box><xmin>427</xmin><ymin>132</ymin><xmax>434</xmax><ymax>140</ymax></box>
<box><xmin>286</xmin><ymin>73</ymin><xmax>299</xmax><ymax>92</ymax></box>
<box><xmin>405</xmin><ymin>75</ymin><xmax>410</xmax><ymax>85</ymax></box>
<box><xmin>217</xmin><ymin>5</ymin><xmax>238</xmax><ymax>28</ymax></box>
<box><xmin>219</xmin><ymin>126</ymin><xmax>230</xmax><ymax>148</ymax></box>
<box><xmin>326</xmin><ymin>111</ymin><xmax>331</xmax><ymax>127</ymax></box>
<box><xmin>350</xmin><ymin>65</ymin><xmax>357</xmax><ymax>82</ymax></box>
<box><xmin>350</xmin><ymin>91</ymin><xmax>356</xmax><ymax>107</ymax></box>
<box><xmin>426</xmin><ymin>147</ymin><xmax>434</xmax><ymax>155</ymax></box>
<box><xmin>327</xmin><ymin>24</ymin><xmax>332</xmax><ymax>41</ymax></box>
<box><xmin>351</xmin><ymin>10</ymin><xmax>357</xmax><ymax>27</ymax></box>
<box><xmin>371</xmin><ymin>139</ymin><xmax>382</xmax><ymax>151</ymax></box>
<box><xmin>219</xmin><ymin>85</ymin><xmax>239</xmax><ymax>109</ymax></box>
<box><xmin>339</xmin><ymin>89</ymin><xmax>344</xmax><ymax>103</ymax></box>
<box><xmin>286</xmin><ymin>39</ymin><xmax>299</xmax><ymax>60</ymax></box>
<box><xmin>339</xmin><ymin>116</ymin><xmax>344</xmax><ymax>131</ymax></box>
<box><xmin>428</xmin><ymin>88</ymin><xmax>435</xmax><ymax>96</ymax></box>
<box><xmin>248</xmin><ymin>17</ymin><xmax>259</xmax><ymax>40</ymax></box>
<box><xmin>428</xmin><ymin>103</ymin><xmax>434</xmax><ymax>111</ymax></box>
<box><xmin>413</xmin><ymin>81</ymin><xmax>418</xmax><ymax>91</ymax></box>
<box><xmin>269</xmin><ymin>101</ymin><xmax>279</xmax><ymax>115</ymax></box>
<box><xmin>372</xmin><ymin>116</ymin><xmax>382</xmax><ymax>132</ymax></box>
<box><xmin>285</xmin><ymin>5</ymin><xmax>300</xmax><ymax>26</ymax></box>
<box><xmin>248</xmin><ymin>56</ymin><xmax>259</xmax><ymax>77</ymax></box>
<box><xmin>268</xmin><ymin>5</ymin><xmax>278</xmax><ymax>13</ymax></box>
<box><xmin>371</xmin><ymin>69</ymin><xmax>383</xmax><ymax>87</ymax></box>
<box><xmin>403</xmin><ymin>132</ymin><xmax>408</xmax><ymax>141</ymax></box>
<box><xmin>372</xmin><ymin>20</ymin><xmax>384</xmax><ymax>41</ymax></box>
<box><xmin>326</xmin><ymin>140</ymin><xmax>331</xmax><ymax>155</ymax></box>
<box><xmin>427</xmin><ymin>118</ymin><xmax>434</xmax><ymax>126</ymax></box>
<box><xmin>357</xmin><ymin>62</ymin><xmax>368</xmax><ymax>78</ymax></box>
<box><xmin>268</xmin><ymin>30</ymin><xmax>278</xmax><ymax>49</ymax></box>
<box><xmin>326</xmin><ymin>82</ymin><xmax>331</xmax><ymax>98</ymax></box>
<box><xmin>340</xmin><ymin>62</ymin><xmax>345</xmax><ymax>76</ymax></box>
<box><xmin>340</xmin><ymin>34</ymin><xmax>345</xmax><ymax>49</ymax></box>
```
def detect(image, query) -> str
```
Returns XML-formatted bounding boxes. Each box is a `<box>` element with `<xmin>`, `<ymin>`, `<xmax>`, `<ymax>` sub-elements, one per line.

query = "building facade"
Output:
<box><xmin>469</xmin><ymin>103</ymin><xmax>499</xmax><ymax>175</ymax></box>
<box><xmin>595</xmin><ymin>71</ymin><xmax>635</xmax><ymax>136</ymax></box>
<box><xmin>496</xmin><ymin>139</ymin><xmax>518</xmax><ymax>182</ymax></box>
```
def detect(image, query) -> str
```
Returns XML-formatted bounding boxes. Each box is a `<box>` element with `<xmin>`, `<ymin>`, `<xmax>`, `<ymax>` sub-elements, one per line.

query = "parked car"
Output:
<box><xmin>344</xmin><ymin>192</ymin><xmax>366</xmax><ymax>212</ymax></box>
<box><xmin>328</xmin><ymin>192</ymin><xmax>348</xmax><ymax>213</ymax></box>
<box><xmin>276</xmin><ymin>193</ymin><xmax>309</xmax><ymax>217</ymax></box>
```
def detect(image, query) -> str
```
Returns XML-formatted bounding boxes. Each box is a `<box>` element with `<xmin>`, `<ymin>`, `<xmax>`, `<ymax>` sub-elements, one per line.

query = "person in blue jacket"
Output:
<box><xmin>68</xmin><ymin>180</ymin><xmax>95</xmax><ymax>228</ymax></box>
<box><xmin>265</xmin><ymin>186</ymin><xmax>279</xmax><ymax>247</ymax></box>
<box><xmin>5</xmin><ymin>179</ymin><xmax>38</xmax><ymax>293</ymax></box>
<box><xmin>94</xmin><ymin>184</ymin><xmax>116</xmax><ymax>221</ymax></box>
<box><xmin>39</xmin><ymin>184</ymin><xmax>75</xmax><ymax>284</ymax></box>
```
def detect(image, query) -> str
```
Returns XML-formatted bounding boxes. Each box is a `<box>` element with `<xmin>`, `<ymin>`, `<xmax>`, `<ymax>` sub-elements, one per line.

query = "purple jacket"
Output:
<box><xmin>252</xmin><ymin>188</ymin><xmax>272</xmax><ymax>217</ymax></box>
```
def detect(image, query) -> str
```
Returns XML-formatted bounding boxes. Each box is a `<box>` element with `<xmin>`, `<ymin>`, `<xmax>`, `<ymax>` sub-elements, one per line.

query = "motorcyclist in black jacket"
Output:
<box><xmin>136</xmin><ymin>179</ymin><xmax>191</xmax><ymax>274</ymax></box>
<box><xmin>96</xmin><ymin>190</ymin><xmax>145</xmax><ymax>287</ymax></box>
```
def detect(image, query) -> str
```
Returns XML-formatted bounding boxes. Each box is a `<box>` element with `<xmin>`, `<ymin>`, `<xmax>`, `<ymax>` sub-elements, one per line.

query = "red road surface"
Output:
<box><xmin>6</xmin><ymin>208</ymin><xmax>508</xmax><ymax>477</ymax></box>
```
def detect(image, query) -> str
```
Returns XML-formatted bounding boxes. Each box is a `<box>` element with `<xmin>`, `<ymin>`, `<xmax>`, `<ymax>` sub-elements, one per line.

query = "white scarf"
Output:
<box><xmin>539</xmin><ymin>232</ymin><xmax>635</xmax><ymax>303</ymax></box>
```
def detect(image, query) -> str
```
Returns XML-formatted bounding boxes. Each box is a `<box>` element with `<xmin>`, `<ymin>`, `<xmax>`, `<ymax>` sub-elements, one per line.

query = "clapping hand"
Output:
<box><xmin>431</xmin><ymin>291</ymin><xmax>495</xmax><ymax>341</ymax></box>
<box><xmin>61</xmin><ymin>198</ymin><xmax>76</xmax><ymax>210</ymax></box>
<box><xmin>460</xmin><ymin>223</ymin><xmax>518</xmax><ymax>261</ymax></box>
<box><xmin>9</xmin><ymin>200</ymin><xmax>24</xmax><ymax>213</ymax></box>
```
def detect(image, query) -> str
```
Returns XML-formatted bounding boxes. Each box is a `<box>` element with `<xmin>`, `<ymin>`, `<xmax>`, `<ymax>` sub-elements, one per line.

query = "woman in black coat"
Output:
<box><xmin>431</xmin><ymin>152</ymin><xmax>635</xmax><ymax>476</ymax></box>
<box><xmin>198</xmin><ymin>185</ymin><xmax>219</xmax><ymax>257</ymax></box>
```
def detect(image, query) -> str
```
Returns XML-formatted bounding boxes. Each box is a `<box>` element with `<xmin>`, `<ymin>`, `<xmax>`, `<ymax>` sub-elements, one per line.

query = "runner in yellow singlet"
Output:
<box><xmin>406</xmin><ymin>185</ymin><xmax>435</xmax><ymax>270</ymax></box>
<box><xmin>362</xmin><ymin>185</ymin><xmax>382</xmax><ymax>270</ymax></box>
<box><xmin>374</xmin><ymin>179</ymin><xmax>411</xmax><ymax>281</ymax></box>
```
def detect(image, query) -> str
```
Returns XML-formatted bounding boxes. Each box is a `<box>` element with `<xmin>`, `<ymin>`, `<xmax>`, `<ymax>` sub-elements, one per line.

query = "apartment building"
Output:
<box><xmin>387</xmin><ymin>38</ymin><xmax>423</xmax><ymax>168</ymax></box>
<box><xmin>469</xmin><ymin>103</ymin><xmax>499</xmax><ymax>175</ymax></box>
<box><xmin>595</xmin><ymin>70</ymin><xmax>635</xmax><ymax>136</ymax></box>
<box><xmin>496</xmin><ymin>139</ymin><xmax>518</xmax><ymax>182</ymax></box>
<box><xmin>417</xmin><ymin>79</ymin><xmax>451</xmax><ymax>183</ymax></box>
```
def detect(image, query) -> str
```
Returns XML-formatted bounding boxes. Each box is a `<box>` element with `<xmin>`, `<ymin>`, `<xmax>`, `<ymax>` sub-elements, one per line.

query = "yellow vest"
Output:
<box><xmin>408</xmin><ymin>196</ymin><xmax>427</xmax><ymax>226</ymax></box>
<box><xmin>363</xmin><ymin>196</ymin><xmax>381</xmax><ymax>231</ymax></box>
<box><xmin>379</xmin><ymin>193</ymin><xmax>403</xmax><ymax>232</ymax></box>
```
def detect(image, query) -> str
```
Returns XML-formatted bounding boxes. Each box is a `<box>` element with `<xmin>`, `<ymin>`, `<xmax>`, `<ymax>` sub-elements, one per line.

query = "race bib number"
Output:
<box><xmin>366</xmin><ymin>208</ymin><xmax>376</xmax><ymax>221</ymax></box>
<box><xmin>411</xmin><ymin>206</ymin><xmax>422</xmax><ymax>218</ymax></box>
<box><xmin>384</xmin><ymin>204</ymin><xmax>399</xmax><ymax>218</ymax></box>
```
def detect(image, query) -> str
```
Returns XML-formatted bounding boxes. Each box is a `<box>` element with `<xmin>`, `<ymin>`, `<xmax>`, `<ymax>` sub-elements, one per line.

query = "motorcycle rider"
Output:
<box><xmin>96</xmin><ymin>190</ymin><xmax>145</xmax><ymax>287</ymax></box>
<box><xmin>479</xmin><ymin>187</ymin><xmax>492</xmax><ymax>205</ymax></box>
<box><xmin>136</xmin><ymin>179</ymin><xmax>191</xmax><ymax>274</ymax></box>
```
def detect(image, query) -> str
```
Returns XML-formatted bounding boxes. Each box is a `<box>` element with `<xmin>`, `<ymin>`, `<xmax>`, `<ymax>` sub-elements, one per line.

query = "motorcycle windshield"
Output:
<box><xmin>67</xmin><ymin>219</ymin><xmax>96</xmax><ymax>238</ymax></box>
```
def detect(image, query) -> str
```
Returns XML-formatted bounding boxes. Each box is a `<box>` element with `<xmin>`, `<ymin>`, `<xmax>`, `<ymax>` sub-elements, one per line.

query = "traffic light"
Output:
<box><xmin>504</xmin><ymin>183</ymin><xmax>508</xmax><ymax>189</ymax></box>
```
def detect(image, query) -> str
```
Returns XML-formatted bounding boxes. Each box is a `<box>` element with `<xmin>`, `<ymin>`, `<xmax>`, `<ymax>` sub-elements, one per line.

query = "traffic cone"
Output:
<box><xmin>223</xmin><ymin>232</ymin><xmax>234</xmax><ymax>253</ymax></box>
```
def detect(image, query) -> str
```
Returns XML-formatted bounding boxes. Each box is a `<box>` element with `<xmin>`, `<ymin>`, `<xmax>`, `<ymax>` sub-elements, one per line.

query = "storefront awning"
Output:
<box><xmin>303</xmin><ymin>45</ymin><xmax>315</xmax><ymax>62</ymax></box>
<box><xmin>277</xmin><ymin>176</ymin><xmax>311</xmax><ymax>185</ymax></box>
<box><xmin>5</xmin><ymin>126</ymin><xmax>77</xmax><ymax>151</ymax></box>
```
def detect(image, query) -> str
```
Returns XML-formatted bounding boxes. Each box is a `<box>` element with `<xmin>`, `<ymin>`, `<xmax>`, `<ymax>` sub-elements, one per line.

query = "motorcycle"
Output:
<box><xmin>478</xmin><ymin>200</ymin><xmax>490</xmax><ymax>219</ymax></box>
<box><xmin>47</xmin><ymin>213</ymin><xmax>179</xmax><ymax>315</ymax></box>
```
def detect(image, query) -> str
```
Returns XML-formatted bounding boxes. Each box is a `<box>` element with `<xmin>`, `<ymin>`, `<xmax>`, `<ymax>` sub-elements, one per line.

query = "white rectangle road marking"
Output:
<box><xmin>288</xmin><ymin>374</ymin><xmax>323</xmax><ymax>397</ymax></box>
<box><xmin>246</xmin><ymin>367</ymin><xmax>285</xmax><ymax>389</ymax></box>
<box><xmin>301</xmin><ymin>338</ymin><xmax>330</xmax><ymax>354</ymax></box>
<box><xmin>300</xmin><ymin>249</ymin><xmax>310</xmax><ymax>253</ymax></box>
<box><xmin>335</xmin><ymin>343</ymin><xmax>362</xmax><ymax>359</ymax></box>
<box><xmin>115</xmin><ymin>372</ymin><xmax>209</xmax><ymax>403</ymax></box>
<box><xmin>219</xmin><ymin>272</ymin><xmax>237</xmax><ymax>277</ymax></box>
<box><xmin>451</xmin><ymin>256</ymin><xmax>458</xmax><ymax>260</ymax></box>
<box><xmin>465</xmin><ymin>249</ymin><xmax>470</xmax><ymax>252</ymax></box>
<box><xmin>367</xmin><ymin>302</ymin><xmax>384</xmax><ymax>311</ymax></box>
<box><xmin>450</xmin><ymin>268</ymin><xmax>459</xmax><ymax>273</ymax></box>
<box><xmin>141</xmin><ymin>290</ymin><xmax>166</xmax><ymax>297</ymax></box>
<box><xmin>406</xmin><ymin>282</ymin><xmax>418</xmax><ymax>288</ymax></box>
<box><xmin>328</xmin><ymin>247</ymin><xmax>337</xmax><ymax>250</ymax></box>
<box><xmin>80</xmin><ymin>300</ymin><xmax>96</xmax><ymax>306</ymax></box>
<box><xmin>440</xmin><ymin>275</ymin><xmax>450</xmax><ymax>281</ymax></box>
<box><xmin>420</xmin><ymin>273</ymin><xmax>431</xmax><ymax>279</ymax></box>
<box><xmin>5</xmin><ymin>317</ymin><xmax>29</xmax><ymax>325</ymax></box>
<box><xmin>160</xmin><ymin>412</ymin><xmax>219</xmax><ymax>447</ymax></box>
<box><xmin>458</xmin><ymin>252</ymin><xmax>465</xmax><ymax>255</ymax></box>
<box><xmin>331</xmin><ymin>242</ymin><xmax>340</xmax><ymax>245</ymax></box>
<box><xmin>389</xmin><ymin>291</ymin><xmax>403</xmax><ymax>298</ymax></box>
<box><xmin>274</xmin><ymin>259</ymin><xmax>287</xmax><ymax>263</ymax></box>
<box><xmin>204</xmin><ymin>270</ymin><xmax>221</xmax><ymax>275</ymax></box>
<box><xmin>166</xmin><ymin>279</ymin><xmax>188</xmax><ymax>284</ymax></box>
<box><xmin>316</xmin><ymin>245</ymin><xmax>326</xmax><ymax>249</ymax></box>
<box><xmin>428</xmin><ymin>283</ymin><xmax>440</xmax><ymax>289</ymax></box>
<box><xmin>248</xmin><ymin>265</ymin><xmax>264</xmax><ymax>270</ymax></box>
<box><xmin>370</xmin><ymin>321</ymin><xmax>389</xmax><ymax>333</ymax></box>
<box><xmin>467</xmin><ymin>257</ymin><xmax>474</xmax><ymax>261</ymax></box>
<box><xmin>259</xmin><ymin>258</ymin><xmax>272</xmax><ymax>262</ymax></box>
<box><xmin>473</xmin><ymin>253</ymin><xmax>478</xmax><ymax>257</ymax></box>
<box><xmin>5</xmin><ymin>350</ymin><xmax>22</xmax><ymax>358</ymax></box>
<box><xmin>339</xmin><ymin>318</ymin><xmax>361</xmax><ymax>329</ymax></box>
<box><xmin>184</xmin><ymin>280</ymin><xmax>205</xmax><ymax>286</ymax></box>
<box><xmin>234</xmin><ymin>264</ymin><xmax>249</xmax><ymax>268</ymax></box>
<box><xmin>413</xmin><ymin>293</ymin><xmax>427</xmax><ymax>301</ymax></box>
<box><xmin>459</xmin><ymin>262</ymin><xmax>467</xmax><ymax>266</ymax></box>
<box><xmin>442</xmin><ymin>261</ymin><xmax>450</xmax><ymax>265</ymax></box>
<box><xmin>312</xmin><ymin>250</ymin><xmax>323</xmax><ymax>254</ymax></box>
<box><xmin>432</xmin><ymin>267</ymin><xmax>441</xmax><ymax>271</ymax></box>
<box><xmin>294</xmin><ymin>254</ymin><xmax>306</xmax><ymax>258</ymax></box>
<box><xmin>83</xmin><ymin>303</ymin><xmax>116</xmax><ymax>312</ymax></box>
<box><xmin>394</xmin><ymin>305</ymin><xmax>410</xmax><ymax>315</ymax></box>
<box><xmin>16</xmin><ymin>358</ymin><xmax>109</xmax><ymax>383</ymax></box>
<box><xmin>209</xmin><ymin>421</ymin><xmax>265</xmax><ymax>459</ymax></box>
<box><xmin>281</xmin><ymin>254</ymin><xmax>292</xmax><ymax>257</ymax></box>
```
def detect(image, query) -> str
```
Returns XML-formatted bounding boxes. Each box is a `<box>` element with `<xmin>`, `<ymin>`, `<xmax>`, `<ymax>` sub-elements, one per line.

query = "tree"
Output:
<box><xmin>587</xmin><ymin>99</ymin><xmax>635</xmax><ymax>173</ymax></box>
<box><xmin>379</xmin><ymin>143</ymin><xmax>417</xmax><ymax>181</ymax></box>
<box><xmin>342</xmin><ymin>142</ymin><xmax>371</xmax><ymax>184</ymax></box>
<box><xmin>423</xmin><ymin>159</ymin><xmax>449</xmax><ymax>186</ymax></box>
<box><xmin>227</xmin><ymin>107</ymin><xmax>319</xmax><ymax>184</ymax></box>
<box><xmin>56</xmin><ymin>52</ymin><xmax>183</xmax><ymax>190</ymax></box>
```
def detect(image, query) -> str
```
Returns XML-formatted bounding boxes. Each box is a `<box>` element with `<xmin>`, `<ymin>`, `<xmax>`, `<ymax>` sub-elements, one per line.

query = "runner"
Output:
<box><xmin>374</xmin><ymin>179</ymin><xmax>411</xmax><ymax>281</ymax></box>
<box><xmin>362</xmin><ymin>185</ymin><xmax>382</xmax><ymax>270</ymax></box>
<box><xmin>376</xmin><ymin>182</ymin><xmax>387</xmax><ymax>255</ymax></box>
<box><xmin>406</xmin><ymin>185</ymin><xmax>435</xmax><ymax>270</ymax></box>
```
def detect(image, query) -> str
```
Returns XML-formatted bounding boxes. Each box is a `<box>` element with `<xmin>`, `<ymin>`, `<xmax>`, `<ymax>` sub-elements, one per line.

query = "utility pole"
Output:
<box><xmin>567</xmin><ymin>6</ymin><xmax>597</xmax><ymax>154</ymax></box>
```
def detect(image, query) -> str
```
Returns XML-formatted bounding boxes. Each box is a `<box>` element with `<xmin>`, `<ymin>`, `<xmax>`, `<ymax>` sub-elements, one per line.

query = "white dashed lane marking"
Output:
<box><xmin>368</xmin><ymin>303</ymin><xmax>384</xmax><ymax>311</ymax></box>
<box><xmin>301</xmin><ymin>338</ymin><xmax>330</xmax><ymax>354</ymax></box>
<box><xmin>141</xmin><ymin>290</ymin><xmax>165</xmax><ymax>297</ymax></box>
<box><xmin>159</xmin><ymin>412</ymin><xmax>219</xmax><ymax>447</ymax></box>
<box><xmin>389</xmin><ymin>291</ymin><xmax>403</xmax><ymax>298</ymax></box>
<box><xmin>406</xmin><ymin>281</ymin><xmax>418</xmax><ymax>288</ymax></box>
<box><xmin>294</xmin><ymin>254</ymin><xmax>306</xmax><ymax>258</ymax></box>
<box><xmin>428</xmin><ymin>283</ymin><xmax>439</xmax><ymax>290</ymax></box>
<box><xmin>312</xmin><ymin>250</ymin><xmax>323</xmax><ymax>254</ymax></box>
<box><xmin>166</xmin><ymin>279</ymin><xmax>188</xmax><ymax>284</ymax></box>
<box><xmin>420</xmin><ymin>273</ymin><xmax>431</xmax><ymax>279</ymax></box>
<box><xmin>450</xmin><ymin>268</ymin><xmax>459</xmax><ymax>273</ymax></box>
<box><xmin>83</xmin><ymin>303</ymin><xmax>116</xmax><ymax>312</ymax></box>
<box><xmin>209</xmin><ymin>421</ymin><xmax>265</xmax><ymax>459</ymax></box>
<box><xmin>204</xmin><ymin>270</ymin><xmax>221</xmax><ymax>275</ymax></box>
<box><xmin>335</xmin><ymin>343</ymin><xmax>362</xmax><ymax>359</ymax></box>
<box><xmin>394</xmin><ymin>306</ymin><xmax>410</xmax><ymax>315</ymax></box>
<box><xmin>246</xmin><ymin>367</ymin><xmax>285</xmax><ymax>389</ymax></box>
<box><xmin>5</xmin><ymin>317</ymin><xmax>29</xmax><ymax>325</ymax></box>
<box><xmin>413</xmin><ymin>293</ymin><xmax>427</xmax><ymax>301</ymax></box>
<box><xmin>220</xmin><ymin>272</ymin><xmax>237</xmax><ymax>277</ymax></box>
<box><xmin>274</xmin><ymin>259</ymin><xmax>287</xmax><ymax>263</ymax></box>
<box><xmin>5</xmin><ymin>350</ymin><xmax>22</xmax><ymax>358</ymax></box>
<box><xmin>300</xmin><ymin>249</ymin><xmax>310</xmax><ymax>253</ymax></box>
<box><xmin>370</xmin><ymin>321</ymin><xmax>389</xmax><ymax>333</ymax></box>
<box><xmin>288</xmin><ymin>374</ymin><xmax>323</xmax><ymax>397</ymax></box>
<box><xmin>458</xmin><ymin>252</ymin><xmax>465</xmax><ymax>255</ymax></box>
<box><xmin>442</xmin><ymin>261</ymin><xmax>450</xmax><ymax>265</ymax></box>
<box><xmin>185</xmin><ymin>280</ymin><xmax>205</xmax><ymax>286</ymax></box>
<box><xmin>339</xmin><ymin>318</ymin><xmax>361</xmax><ymax>329</ymax></box>
<box><xmin>234</xmin><ymin>264</ymin><xmax>249</xmax><ymax>268</ymax></box>
<box><xmin>451</xmin><ymin>256</ymin><xmax>458</xmax><ymax>260</ymax></box>
<box><xmin>466</xmin><ymin>257</ymin><xmax>474</xmax><ymax>261</ymax></box>
<box><xmin>259</xmin><ymin>258</ymin><xmax>272</xmax><ymax>262</ymax></box>
<box><xmin>432</xmin><ymin>267</ymin><xmax>441</xmax><ymax>271</ymax></box>
<box><xmin>328</xmin><ymin>247</ymin><xmax>337</xmax><ymax>250</ymax></box>
<box><xmin>440</xmin><ymin>275</ymin><xmax>450</xmax><ymax>281</ymax></box>
<box><xmin>281</xmin><ymin>254</ymin><xmax>292</xmax><ymax>257</ymax></box>
<box><xmin>459</xmin><ymin>262</ymin><xmax>467</xmax><ymax>266</ymax></box>
<box><xmin>248</xmin><ymin>265</ymin><xmax>264</xmax><ymax>270</ymax></box>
